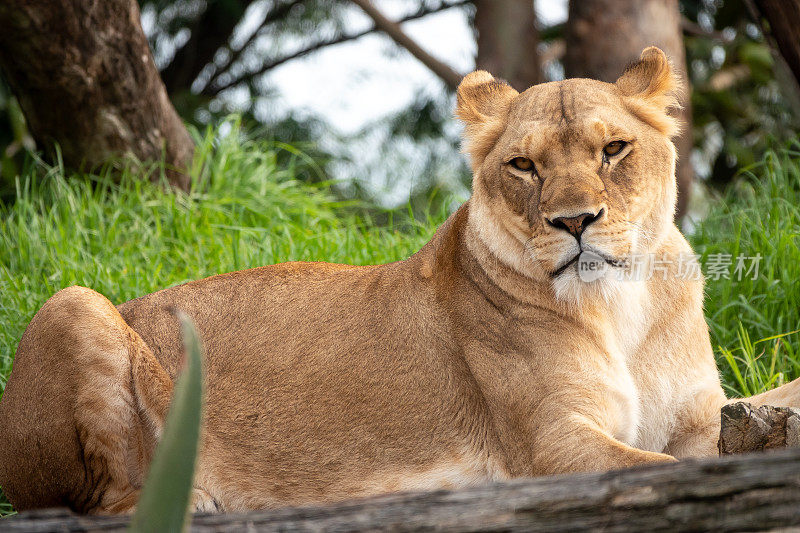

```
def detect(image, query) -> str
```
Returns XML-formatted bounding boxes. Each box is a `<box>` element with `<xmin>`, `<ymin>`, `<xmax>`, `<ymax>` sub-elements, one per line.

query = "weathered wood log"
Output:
<box><xmin>719</xmin><ymin>401</ymin><xmax>800</xmax><ymax>455</ymax></box>
<box><xmin>4</xmin><ymin>447</ymin><xmax>800</xmax><ymax>532</ymax></box>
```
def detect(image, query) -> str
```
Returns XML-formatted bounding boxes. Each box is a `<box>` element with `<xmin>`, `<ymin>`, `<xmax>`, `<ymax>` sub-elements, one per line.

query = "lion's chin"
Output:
<box><xmin>550</xmin><ymin>260</ymin><xmax>629</xmax><ymax>306</ymax></box>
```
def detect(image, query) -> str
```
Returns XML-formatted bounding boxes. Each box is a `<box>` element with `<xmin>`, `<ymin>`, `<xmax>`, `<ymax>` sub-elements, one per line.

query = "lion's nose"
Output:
<box><xmin>546</xmin><ymin>209</ymin><xmax>604</xmax><ymax>239</ymax></box>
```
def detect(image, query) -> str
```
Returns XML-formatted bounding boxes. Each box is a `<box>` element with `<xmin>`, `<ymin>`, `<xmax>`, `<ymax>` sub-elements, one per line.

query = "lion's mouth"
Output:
<box><xmin>549</xmin><ymin>248</ymin><xmax>627</xmax><ymax>278</ymax></box>
<box><xmin>550</xmin><ymin>254</ymin><xmax>580</xmax><ymax>277</ymax></box>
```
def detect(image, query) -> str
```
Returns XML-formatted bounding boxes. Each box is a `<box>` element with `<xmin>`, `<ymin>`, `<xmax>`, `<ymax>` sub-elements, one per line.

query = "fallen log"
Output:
<box><xmin>4</xmin><ymin>446</ymin><xmax>800</xmax><ymax>532</ymax></box>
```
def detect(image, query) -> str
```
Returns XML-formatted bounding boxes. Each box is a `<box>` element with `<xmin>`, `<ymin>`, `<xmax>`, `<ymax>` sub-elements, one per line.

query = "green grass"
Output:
<box><xmin>0</xmin><ymin>124</ymin><xmax>444</xmax><ymax>398</ymax></box>
<box><xmin>0</xmin><ymin>494</ymin><xmax>12</xmax><ymax>517</ymax></box>
<box><xmin>0</xmin><ymin>124</ymin><xmax>799</xmax><ymax>516</ymax></box>
<box><xmin>691</xmin><ymin>143</ymin><xmax>800</xmax><ymax>397</ymax></box>
<box><xmin>130</xmin><ymin>313</ymin><xmax>204</xmax><ymax>532</ymax></box>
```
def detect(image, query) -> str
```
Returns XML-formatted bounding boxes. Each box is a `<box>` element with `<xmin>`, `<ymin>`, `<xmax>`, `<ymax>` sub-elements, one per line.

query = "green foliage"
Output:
<box><xmin>130</xmin><ymin>313</ymin><xmax>204</xmax><ymax>532</ymax></box>
<box><xmin>691</xmin><ymin>143</ymin><xmax>800</xmax><ymax>396</ymax></box>
<box><xmin>0</xmin><ymin>80</ymin><xmax>34</xmax><ymax>203</ymax></box>
<box><xmin>683</xmin><ymin>0</ymin><xmax>800</xmax><ymax>186</ymax></box>
<box><xmin>0</xmin><ymin>121</ymin><xmax>442</xmax><ymax>399</ymax></box>
<box><xmin>0</xmin><ymin>489</ymin><xmax>13</xmax><ymax>517</ymax></box>
<box><xmin>339</xmin><ymin>92</ymin><xmax>470</xmax><ymax>212</ymax></box>
<box><xmin>717</xmin><ymin>326</ymin><xmax>799</xmax><ymax>397</ymax></box>
<box><xmin>142</xmin><ymin>0</ymin><xmax>349</xmax><ymax>109</ymax></box>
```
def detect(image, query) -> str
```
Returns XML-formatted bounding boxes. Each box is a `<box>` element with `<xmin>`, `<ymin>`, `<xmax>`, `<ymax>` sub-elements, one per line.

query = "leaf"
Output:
<box><xmin>130</xmin><ymin>311</ymin><xmax>204</xmax><ymax>533</ymax></box>
<box><xmin>739</xmin><ymin>42</ymin><xmax>773</xmax><ymax>71</ymax></box>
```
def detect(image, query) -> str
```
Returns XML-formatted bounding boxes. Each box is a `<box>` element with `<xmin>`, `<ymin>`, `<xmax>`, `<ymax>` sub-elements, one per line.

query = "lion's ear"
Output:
<box><xmin>615</xmin><ymin>47</ymin><xmax>680</xmax><ymax>106</ymax></box>
<box><xmin>614</xmin><ymin>47</ymin><xmax>683</xmax><ymax>136</ymax></box>
<box><xmin>456</xmin><ymin>71</ymin><xmax>518</xmax><ymax>167</ymax></box>
<box><xmin>456</xmin><ymin>71</ymin><xmax>518</xmax><ymax>125</ymax></box>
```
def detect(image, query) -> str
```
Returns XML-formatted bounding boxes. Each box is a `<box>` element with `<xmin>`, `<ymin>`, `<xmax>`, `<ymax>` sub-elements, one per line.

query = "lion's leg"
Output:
<box><xmin>530</xmin><ymin>416</ymin><xmax>676</xmax><ymax>475</ymax></box>
<box><xmin>664</xmin><ymin>387</ymin><xmax>726</xmax><ymax>459</ymax></box>
<box><xmin>0</xmin><ymin>286</ymin><xmax>174</xmax><ymax>514</ymax></box>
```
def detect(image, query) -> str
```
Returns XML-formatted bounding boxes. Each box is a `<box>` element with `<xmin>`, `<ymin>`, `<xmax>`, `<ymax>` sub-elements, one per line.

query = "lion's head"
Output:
<box><xmin>458</xmin><ymin>47</ymin><xmax>682</xmax><ymax>302</ymax></box>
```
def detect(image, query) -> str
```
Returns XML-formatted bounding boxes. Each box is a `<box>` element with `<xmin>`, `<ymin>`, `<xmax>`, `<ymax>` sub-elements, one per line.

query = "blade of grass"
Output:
<box><xmin>129</xmin><ymin>312</ymin><xmax>204</xmax><ymax>533</ymax></box>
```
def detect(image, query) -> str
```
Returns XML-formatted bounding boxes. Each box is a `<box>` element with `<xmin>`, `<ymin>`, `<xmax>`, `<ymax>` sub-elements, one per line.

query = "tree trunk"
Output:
<box><xmin>751</xmin><ymin>0</ymin><xmax>800</xmax><ymax>90</ymax></box>
<box><xmin>564</xmin><ymin>0</ymin><xmax>694</xmax><ymax>219</ymax></box>
<box><xmin>474</xmin><ymin>0</ymin><xmax>542</xmax><ymax>91</ymax></box>
<box><xmin>0</xmin><ymin>0</ymin><xmax>194</xmax><ymax>189</ymax></box>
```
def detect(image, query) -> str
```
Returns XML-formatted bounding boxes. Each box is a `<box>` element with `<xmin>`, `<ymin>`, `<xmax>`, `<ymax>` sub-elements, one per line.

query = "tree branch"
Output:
<box><xmin>202</xmin><ymin>0</ymin><xmax>306</xmax><ymax>92</ymax></box>
<box><xmin>349</xmin><ymin>0</ymin><xmax>463</xmax><ymax>90</ymax></box>
<box><xmin>681</xmin><ymin>17</ymin><xmax>726</xmax><ymax>40</ymax></box>
<box><xmin>160</xmin><ymin>0</ymin><xmax>257</xmax><ymax>95</ymax></box>
<box><xmin>203</xmin><ymin>0</ymin><xmax>470</xmax><ymax>96</ymax></box>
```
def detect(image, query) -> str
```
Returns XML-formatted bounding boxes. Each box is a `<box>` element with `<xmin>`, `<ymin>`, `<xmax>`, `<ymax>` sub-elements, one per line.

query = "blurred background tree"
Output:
<box><xmin>0</xmin><ymin>0</ymin><xmax>195</xmax><ymax>192</ymax></box>
<box><xmin>0</xmin><ymin>0</ymin><xmax>798</xmax><ymax>219</ymax></box>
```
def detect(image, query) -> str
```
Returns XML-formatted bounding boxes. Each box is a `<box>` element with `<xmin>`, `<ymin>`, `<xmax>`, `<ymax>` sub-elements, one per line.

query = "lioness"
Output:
<box><xmin>1</xmin><ymin>47</ymin><xmax>798</xmax><ymax>515</ymax></box>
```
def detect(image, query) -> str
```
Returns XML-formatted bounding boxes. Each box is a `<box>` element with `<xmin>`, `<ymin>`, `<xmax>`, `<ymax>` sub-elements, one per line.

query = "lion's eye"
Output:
<box><xmin>509</xmin><ymin>157</ymin><xmax>535</xmax><ymax>172</ymax></box>
<box><xmin>603</xmin><ymin>141</ymin><xmax>628</xmax><ymax>157</ymax></box>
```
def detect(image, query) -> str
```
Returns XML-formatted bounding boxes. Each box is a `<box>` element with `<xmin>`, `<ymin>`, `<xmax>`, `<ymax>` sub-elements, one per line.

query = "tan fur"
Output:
<box><xmin>2</xmin><ymin>47</ymin><xmax>800</xmax><ymax>514</ymax></box>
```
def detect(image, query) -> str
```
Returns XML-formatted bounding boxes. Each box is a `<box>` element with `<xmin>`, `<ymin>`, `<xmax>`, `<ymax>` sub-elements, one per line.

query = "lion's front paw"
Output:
<box><xmin>192</xmin><ymin>487</ymin><xmax>221</xmax><ymax>513</ymax></box>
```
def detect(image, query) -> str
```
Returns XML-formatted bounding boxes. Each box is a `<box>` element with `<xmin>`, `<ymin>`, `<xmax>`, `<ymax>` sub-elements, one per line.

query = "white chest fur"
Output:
<box><xmin>597</xmin><ymin>279</ymin><xmax>650</xmax><ymax>446</ymax></box>
<box><xmin>598</xmin><ymin>278</ymin><xmax>687</xmax><ymax>453</ymax></box>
